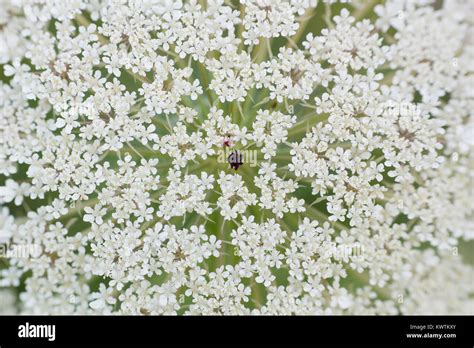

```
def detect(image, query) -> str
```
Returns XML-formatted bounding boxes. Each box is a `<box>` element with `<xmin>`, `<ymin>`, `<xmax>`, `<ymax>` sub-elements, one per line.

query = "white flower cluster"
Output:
<box><xmin>0</xmin><ymin>0</ymin><xmax>473</xmax><ymax>315</ymax></box>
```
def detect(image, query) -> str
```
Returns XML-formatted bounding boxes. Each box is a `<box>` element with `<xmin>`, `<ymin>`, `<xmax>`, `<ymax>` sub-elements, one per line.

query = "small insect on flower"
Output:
<box><xmin>228</xmin><ymin>150</ymin><xmax>243</xmax><ymax>170</ymax></box>
<box><xmin>223</xmin><ymin>135</ymin><xmax>233</xmax><ymax>147</ymax></box>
